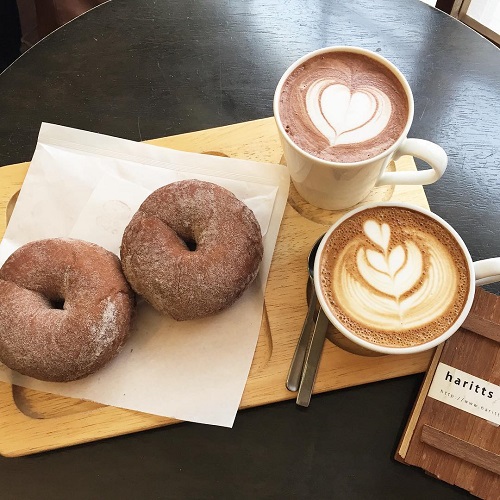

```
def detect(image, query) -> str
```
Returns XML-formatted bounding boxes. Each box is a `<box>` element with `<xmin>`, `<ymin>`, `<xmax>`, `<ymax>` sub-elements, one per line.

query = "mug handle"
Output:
<box><xmin>474</xmin><ymin>258</ymin><xmax>500</xmax><ymax>286</ymax></box>
<box><xmin>376</xmin><ymin>138</ymin><xmax>448</xmax><ymax>186</ymax></box>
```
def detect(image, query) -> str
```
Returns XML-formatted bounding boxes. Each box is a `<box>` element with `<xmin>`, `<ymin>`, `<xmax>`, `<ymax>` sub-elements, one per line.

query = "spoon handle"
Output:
<box><xmin>296</xmin><ymin>308</ymin><xmax>329</xmax><ymax>407</ymax></box>
<box><xmin>286</xmin><ymin>278</ymin><xmax>317</xmax><ymax>392</ymax></box>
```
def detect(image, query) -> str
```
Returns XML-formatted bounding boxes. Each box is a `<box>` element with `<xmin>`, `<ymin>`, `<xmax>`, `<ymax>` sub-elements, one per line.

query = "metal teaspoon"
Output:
<box><xmin>286</xmin><ymin>236</ymin><xmax>324</xmax><ymax>392</ymax></box>
<box><xmin>296</xmin><ymin>235</ymin><xmax>330</xmax><ymax>407</ymax></box>
<box><xmin>296</xmin><ymin>307</ymin><xmax>329</xmax><ymax>407</ymax></box>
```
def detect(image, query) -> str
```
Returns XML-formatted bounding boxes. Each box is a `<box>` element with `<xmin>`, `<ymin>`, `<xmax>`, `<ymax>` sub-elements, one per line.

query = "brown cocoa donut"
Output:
<box><xmin>120</xmin><ymin>179</ymin><xmax>264</xmax><ymax>321</ymax></box>
<box><xmin>0</xmin><ymin>238</ymin><xmax>135</xmax><ymax>382</ymax></box>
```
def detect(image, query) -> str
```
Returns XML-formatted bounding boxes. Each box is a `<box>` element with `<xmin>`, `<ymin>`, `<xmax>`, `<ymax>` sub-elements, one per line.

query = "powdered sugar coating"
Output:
<box><xmin>120</xmin><ymin>180</ymin><xmax>264</xmax><ymax>321</ymax></box>
<box><xmin>0</xmin><ymin>238</ymin><xmax>135</xmax><ymax>382</ymax></box>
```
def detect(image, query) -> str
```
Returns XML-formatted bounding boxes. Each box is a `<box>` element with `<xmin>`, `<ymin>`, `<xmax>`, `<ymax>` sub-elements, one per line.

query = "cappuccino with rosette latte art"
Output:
<box><xmin>319</xmin><ymin>206</ymin><xmax>471</xmax><ymax>349</ymax></box>
<box><xmin>278</xmin><ymin>51</ymin><xmax>409</xmax><ymax>163</ymax></box>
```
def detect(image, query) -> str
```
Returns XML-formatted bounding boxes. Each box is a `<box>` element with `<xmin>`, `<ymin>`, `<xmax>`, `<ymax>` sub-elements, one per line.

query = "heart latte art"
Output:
<box><xmin>320</xmin><ymin>207</ymin><xmax>470</xmax><ymax>348</ymax></box>
<box><xmin>306</xmin><ymin>82</ymin><xmax>391</xmax><ymax>147</ymax></box>
<box><xmin>279</xmin><ymin>51</ymin><xmax>409</xmax><ymax>163</ymax></box>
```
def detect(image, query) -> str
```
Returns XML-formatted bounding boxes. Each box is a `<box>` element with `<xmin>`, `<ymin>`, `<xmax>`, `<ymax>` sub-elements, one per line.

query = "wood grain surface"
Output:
<box><xmin>0</xmin><ymin>118</ymin><xmax>435</xmax><ymax>457</ymax></box>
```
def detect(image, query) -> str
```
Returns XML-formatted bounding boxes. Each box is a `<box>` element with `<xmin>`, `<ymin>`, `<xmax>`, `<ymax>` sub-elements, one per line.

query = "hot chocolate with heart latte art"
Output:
<box><xmin>319</xmin><ymin>206</ymin><xmax>471</xmax><ymax>348</ymax></box>
<box><xmin>279</xmin><ymin>51</ymin><xmax>409</xmax><ymax>163</ymax></box>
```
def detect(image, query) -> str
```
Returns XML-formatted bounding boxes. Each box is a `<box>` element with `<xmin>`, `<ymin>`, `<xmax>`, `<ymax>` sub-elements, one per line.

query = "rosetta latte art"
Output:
<box><xmin>321</xmin><ymin>207</ymin><xmax>470</xmax><ymax>348</ymax></box>
<box><xmin>332</xmin><ymin>220</ymin><xmax>460</xmax><ymax>332</ymax></box>
<box><xmin>306</xmin><ymin>81</ymin><xmax>392</xmax><ymax>147</ymax></box>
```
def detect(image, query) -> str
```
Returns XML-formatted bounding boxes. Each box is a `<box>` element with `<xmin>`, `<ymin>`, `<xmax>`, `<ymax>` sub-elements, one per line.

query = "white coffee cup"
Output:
<box><xmin>314</xmin><ymin>202</ymin><xmax>500</xmax><ymax>355</ymax></box>
<box><xmin>273</xmin><ymin>46</ymin><xmax>448</xmax><ymax>211</ymax></box>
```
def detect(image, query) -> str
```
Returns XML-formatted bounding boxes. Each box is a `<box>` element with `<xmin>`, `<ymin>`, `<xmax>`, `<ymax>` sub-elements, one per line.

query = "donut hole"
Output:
<box><xmin>49</xmin><ymin>297</ymin><xmax>65</xmax><ymax>310</ymax></box>
<box><xmin>184</xmin><ymin>238</ymin><xmax>197</xmax><ymax>252</ymax></box>
<box><xmin>175</xmin><ymin>228</ymin><xmax>198</xmax><ymax>252</ymax></box>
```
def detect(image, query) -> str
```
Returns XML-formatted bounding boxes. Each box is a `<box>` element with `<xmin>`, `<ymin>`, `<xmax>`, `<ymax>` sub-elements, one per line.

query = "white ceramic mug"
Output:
<box><xmin>313</xmin><ymin>202</ymin><xmax>500</xmax><ymax>355</ymax></box>
<box><xmin>273</xmin><ymin>46</ymin><xmax>448</xmax><ymax>211</ymax></box>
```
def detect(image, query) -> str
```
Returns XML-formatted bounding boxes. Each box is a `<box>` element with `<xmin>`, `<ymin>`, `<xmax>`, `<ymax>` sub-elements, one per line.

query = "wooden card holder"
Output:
<box><xmin>396</xmin><ymin>288</ymin><xmax>500</xmax><ymax>499</ymax></box>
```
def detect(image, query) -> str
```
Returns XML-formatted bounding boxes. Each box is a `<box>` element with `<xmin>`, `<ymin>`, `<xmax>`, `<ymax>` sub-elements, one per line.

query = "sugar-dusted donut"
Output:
<box><xmin>120</xmin><ymin>179</ymin><xmax>264</xmax><ymax>321</ymax></box>
<box><xmin>0</xmin><ymin>239</ymin><xmax>135</xmax><ymax>382</ymax></box>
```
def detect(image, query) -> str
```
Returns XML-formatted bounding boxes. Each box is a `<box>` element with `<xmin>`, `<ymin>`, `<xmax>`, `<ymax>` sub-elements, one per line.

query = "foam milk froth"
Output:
<box><xmin>320</xmin><ymin>207</ymin><xmax>470</xmax><ymax>348</ymax></box>
<box><xmin>279</xmin><ymin>52</ymin><xmax>409</xmax><ymax>162</ymax></box>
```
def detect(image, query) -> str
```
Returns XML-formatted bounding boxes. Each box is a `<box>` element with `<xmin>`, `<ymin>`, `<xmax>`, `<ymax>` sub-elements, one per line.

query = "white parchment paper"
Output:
<box><xmin>0</xmin><ymin>123</ymin><xmax>289</xmax><ymax>427</ymax></box>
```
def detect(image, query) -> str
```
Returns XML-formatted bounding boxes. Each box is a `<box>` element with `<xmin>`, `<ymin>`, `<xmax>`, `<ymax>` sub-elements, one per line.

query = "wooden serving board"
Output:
<box><xmin>0</xmin><ymin>117</ymin><xmax>434</xmax><ymax>456</ymax></box>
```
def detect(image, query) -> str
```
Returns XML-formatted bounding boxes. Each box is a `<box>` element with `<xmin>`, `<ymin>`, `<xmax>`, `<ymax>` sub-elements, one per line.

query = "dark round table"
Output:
<box><xmin>0</xmin><ymin>1</ymin><xmax>498</xmax><ymax>498</ymax></box>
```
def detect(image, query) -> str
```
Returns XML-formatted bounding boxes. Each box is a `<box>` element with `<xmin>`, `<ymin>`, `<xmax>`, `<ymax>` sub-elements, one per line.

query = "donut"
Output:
<box><xmin>120</xmin><ymin>179</ymin><xmax>264</xmax><ymax>321</ymax></box>
<box><xmin>0</xmin><ymin>238</ymin><xmax>135</xmax><ymax>382</ymax></box>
